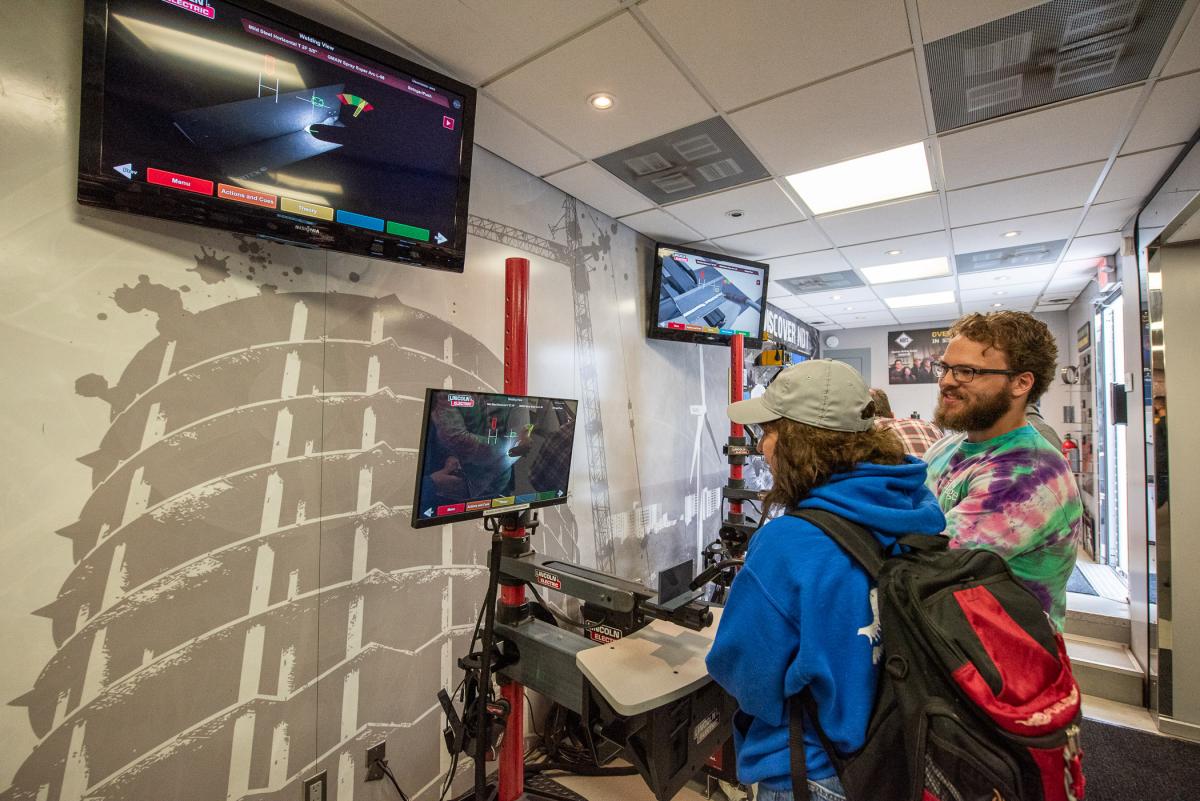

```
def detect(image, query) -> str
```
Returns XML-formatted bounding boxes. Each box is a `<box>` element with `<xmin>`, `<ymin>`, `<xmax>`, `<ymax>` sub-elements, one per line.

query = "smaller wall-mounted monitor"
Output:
<box><xmin>648</xmin><ymin>244</ymin><xmax>769</xmax><ymax>347</ymax></box>
<box><xmin>412</xmin><ymin>389</ymin><xmax>578</xmax><ymax>529</ymax></box>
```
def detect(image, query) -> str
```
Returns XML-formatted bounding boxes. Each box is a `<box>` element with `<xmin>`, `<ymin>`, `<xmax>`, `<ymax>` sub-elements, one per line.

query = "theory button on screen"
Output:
<box><xmin>147</xmin><ymin>167</ymin><xmax>213</xmax><ymax>195</ymax></box>
<box><xmin>280</xmin><ymin>197</ymin><xmax>334</xmax><ymax>221</ymax></box>
<box><xmin>336</xmin><ymin>209</ymin><xmax>385</xmax><ymax>232</ymax></box>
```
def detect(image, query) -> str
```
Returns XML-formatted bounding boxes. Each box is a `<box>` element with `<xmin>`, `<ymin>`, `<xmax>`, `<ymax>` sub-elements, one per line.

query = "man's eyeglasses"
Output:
<box><xmin>932</xmin><ymin>360</ymin><xmax>1020</xmax><ymax>383</ymax></box>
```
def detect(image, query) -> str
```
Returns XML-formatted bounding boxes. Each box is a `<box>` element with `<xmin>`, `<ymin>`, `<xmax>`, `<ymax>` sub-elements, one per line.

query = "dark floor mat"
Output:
<box><xmin>1081</xmin><ymin>718</ymin><xmax>1200</xmax><ymax>801</ymax></box>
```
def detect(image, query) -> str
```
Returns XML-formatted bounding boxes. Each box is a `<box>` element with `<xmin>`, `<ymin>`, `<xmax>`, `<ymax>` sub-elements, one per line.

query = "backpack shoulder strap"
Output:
<box><xmin>789</xmin><ymin>694</ymin><xmax>812</xmax><ymax>801</ymax></box>
<box><xmin>787</xmin><ymin>508</ymin><xmax>886</xmax><ymax>580</ymax></box>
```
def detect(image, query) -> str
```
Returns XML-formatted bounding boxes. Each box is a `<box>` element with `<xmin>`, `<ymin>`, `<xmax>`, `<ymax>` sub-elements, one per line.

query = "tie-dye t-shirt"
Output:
<box><xmin>924</xmin><ymin>424</ymin><xmax>1081</xmax><ymax>630</ymax></box>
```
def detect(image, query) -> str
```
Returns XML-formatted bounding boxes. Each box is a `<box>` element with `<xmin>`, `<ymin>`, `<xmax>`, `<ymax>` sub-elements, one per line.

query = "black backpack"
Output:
<box><xmin>785</xmin><ymin>508</ymin><xmax>1085</xmax><ymax>801</ymax></box>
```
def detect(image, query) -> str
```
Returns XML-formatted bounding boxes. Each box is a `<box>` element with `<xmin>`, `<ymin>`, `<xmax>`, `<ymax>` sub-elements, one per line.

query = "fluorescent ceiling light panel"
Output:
<box><xmin>862</xmin><ymin>256</ymin><xmax>950</xmax><ymax>285</ymax></box>
<box><xmin>786</xmin><ymin>143</ymin><xmax>933</xmax><ymax>214</ymax></box>
<box><xmin>885</xmin><ymin>290</ymin><xmax>956</xmax><ymax>309</ymax></box>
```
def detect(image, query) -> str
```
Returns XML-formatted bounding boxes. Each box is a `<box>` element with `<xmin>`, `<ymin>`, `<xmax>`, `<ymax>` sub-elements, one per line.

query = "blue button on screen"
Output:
<box><xmin>336</xmin><ymin>209</ymin><xmax>385</xmax><ymax>232</ymax></box>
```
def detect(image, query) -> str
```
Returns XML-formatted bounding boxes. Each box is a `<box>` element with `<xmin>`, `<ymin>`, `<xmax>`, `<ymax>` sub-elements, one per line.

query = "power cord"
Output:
<box><xmin>372</xmin><ymin>758</ymin><xmax>411</xmax><ymax>801</ymax></box>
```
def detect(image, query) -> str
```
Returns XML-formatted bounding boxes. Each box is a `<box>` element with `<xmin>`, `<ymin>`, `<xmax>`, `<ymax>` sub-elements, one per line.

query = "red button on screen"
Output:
<box><xmin>147</xmin><ymin>167</ymin><xmax>214</xmax><ymax>196</ymax></box>
<box><xmin>437</xmin><ymin>503</ymin><xmax>465</xmax><ymax>516</ymax></box>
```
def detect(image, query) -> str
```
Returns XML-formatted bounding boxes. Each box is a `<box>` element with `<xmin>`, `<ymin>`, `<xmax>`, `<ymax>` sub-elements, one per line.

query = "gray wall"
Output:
<box><xmin>0</xmin><ymin>3</ymin><xmax>731</xmax><ymax>799</ymax></box>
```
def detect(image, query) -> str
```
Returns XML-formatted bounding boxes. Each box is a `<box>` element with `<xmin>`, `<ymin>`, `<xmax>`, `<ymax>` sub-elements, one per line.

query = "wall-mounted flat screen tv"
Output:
<box><xmin>411</xmin><ymin>389</ymin><xmax>578</xmax><ymax>529</ymax></box>
<box><xmin>78</xmin><ymin>0</ymin><xmax>476</xmax><ymax>271</ymax></box>
<box><xmin>648</xmin><ymin>243</ymin><xmax>769</xmax><ymax>347</ymax></box>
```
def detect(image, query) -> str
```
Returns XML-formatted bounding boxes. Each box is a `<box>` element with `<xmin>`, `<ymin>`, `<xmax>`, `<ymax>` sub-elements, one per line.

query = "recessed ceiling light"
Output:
<box><xmin>844</xmin><ymin>306</ymin><xmax>854</xmax><ymax>311</ymax></box>
<box><xmin>861</xmin><ymin>256</ymin><xmax>951</xmax><ymax>285</ymax></box>
<box><xmin>588</xmin><ymin>92</ymin><xmax>615</xmax><ymax>110</ymax></box>
<box><xmin>1002</xmin><ymin>230</ymin><xmax>1021</xmax><ymax>238</ymax></box>
<box><xmin>885</xmin><ymin>249</ymin><xmax>903</xmax><ymax>256</ymax></box>
<box><xmin>831</xmin><ymin>294</ymin><xmax>843</xmax><ymax>300</ymax></box>
<box><xmin>992</xmin><ymin>302</ymin><xmax>1003</xmax><ymax>307</ymax></box>
<box><xmin>786</xmin><ymin>142</ymin><xmax>932</xmax><ymax>215</ymax></box>
<box><xmin>885</xmin><ymin>290</ymin><xmax>956</xmax><ymax>309</ymax></box>
<box><xmin>994</xmin><ymin>275</ymin><xmax>1010</xmax><ymax>282</ymax></box>
<box><xmin>994</xmin><ymin>290</ymin><xmax>1007</xmax><ymax>296</ymax></box>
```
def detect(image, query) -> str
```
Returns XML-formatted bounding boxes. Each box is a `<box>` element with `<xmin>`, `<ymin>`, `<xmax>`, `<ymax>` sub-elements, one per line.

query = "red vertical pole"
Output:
<box><xmin>729</xmin><ymin>333</ymin><xmax>744</xmax><ymax>517</ymax></box>
<box><xmin>499</xmin><ymin>257</ymin><xmax>529</xmax><ymax>801</ymax></box>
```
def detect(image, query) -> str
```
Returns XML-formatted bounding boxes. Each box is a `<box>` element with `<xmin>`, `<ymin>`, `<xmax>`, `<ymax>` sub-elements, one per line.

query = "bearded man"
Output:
<box><xmin>924</xmin><ymin>311</ymin><xmax>1082</xmax><ymax>630</ymax></box>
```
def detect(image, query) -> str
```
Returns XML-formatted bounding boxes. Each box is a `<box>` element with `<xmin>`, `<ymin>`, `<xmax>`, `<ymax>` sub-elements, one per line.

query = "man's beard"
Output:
<box><xmin>934</xmin><ymin>384</ymin><xmax>1013</xmax><ymax>432</ymax></box>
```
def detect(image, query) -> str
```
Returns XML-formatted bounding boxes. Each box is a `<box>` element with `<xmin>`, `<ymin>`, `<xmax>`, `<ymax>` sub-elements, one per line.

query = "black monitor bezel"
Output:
<box><xmin>78</xmin><ymin>0</ymin><xmax>476</xmax><ymax>272</ymax></box>
<box><xmin>410</xmin><ymin>387</ymin><xmax>579</xmax><ymax>530</ymax></box>
<box><xmin>647</xmin><ymin>242</ymin><xmax>769</xmax><ymax>348</ymax></box>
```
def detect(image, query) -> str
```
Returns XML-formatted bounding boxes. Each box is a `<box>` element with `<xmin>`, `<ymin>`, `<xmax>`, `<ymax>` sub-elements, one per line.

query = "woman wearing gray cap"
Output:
<box><xmin>705</xmin><ymin>359</ymin><xmax>945</xmax><ymax>801</ymax></box>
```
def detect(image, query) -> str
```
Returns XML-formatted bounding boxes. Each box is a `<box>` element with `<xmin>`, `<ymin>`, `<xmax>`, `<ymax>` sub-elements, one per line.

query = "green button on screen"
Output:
<box><xmin>386</xmin><ymin>221</ymin><xmax>431</xmax><ymax>241</ymax></box>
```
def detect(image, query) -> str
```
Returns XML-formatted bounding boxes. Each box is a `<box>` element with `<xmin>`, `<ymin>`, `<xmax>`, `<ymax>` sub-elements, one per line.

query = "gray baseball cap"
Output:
<box><xmin>727</xmin><ymin>359</ymin><xmax>874</xmax><ymax>432</ymax></box>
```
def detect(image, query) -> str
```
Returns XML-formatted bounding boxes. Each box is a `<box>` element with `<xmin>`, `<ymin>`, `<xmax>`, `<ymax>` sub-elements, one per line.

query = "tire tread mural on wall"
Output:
<box><xmin>2</xmin><ymin>255</ymin><xmax>585</xmax><ymax>800</ymax></box>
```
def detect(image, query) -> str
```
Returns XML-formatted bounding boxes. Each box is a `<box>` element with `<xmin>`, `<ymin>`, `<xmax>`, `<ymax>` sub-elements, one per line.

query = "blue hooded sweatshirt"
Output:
<box><xmin>705</xmin><ymin>457</ymin><xmax>946</xmax><ymax>788</ymax></box>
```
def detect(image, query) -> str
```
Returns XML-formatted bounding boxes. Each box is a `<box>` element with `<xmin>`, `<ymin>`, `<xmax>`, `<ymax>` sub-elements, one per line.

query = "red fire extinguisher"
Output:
<box><xmin>1062</xmin><ymin>433</ymin><xmax>1080</xmax><ymax>473</ymax></box>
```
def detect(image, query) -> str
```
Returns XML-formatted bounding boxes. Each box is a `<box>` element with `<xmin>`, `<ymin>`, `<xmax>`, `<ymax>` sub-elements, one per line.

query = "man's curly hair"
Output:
<box><xmin>949</xmin><ymin>311</ymin><xmax>1058</xmax><ymax>403</ymax></box>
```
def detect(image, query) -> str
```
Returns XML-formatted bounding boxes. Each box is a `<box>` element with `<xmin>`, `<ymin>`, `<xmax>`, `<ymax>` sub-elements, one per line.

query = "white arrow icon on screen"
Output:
<box><xmin>435</xmin><ymin>232</ymin><xmax>448</xmax><ymax>245</ymax></box>
<box><xmin>424</xmin><ymin>508</ymin><xmax>434</xmax><ymax>517</ymax></box>
<box><xmin>113</xmin><ymin>163</ymin><xmax>136</xmax><ymax>179</ymax></box>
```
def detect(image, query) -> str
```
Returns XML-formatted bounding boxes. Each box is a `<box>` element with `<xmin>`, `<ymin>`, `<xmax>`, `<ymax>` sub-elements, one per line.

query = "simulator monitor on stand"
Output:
<box><xmin>411</xmin><ymin>389</ymin><xmax>578</xmax><ymax>529</ymax></box>
<box><xmin>648</xmin><ymin>243</ymin><xmax>769</xmax><ymax>348</ymax></box>
<box><xmin>79</xmin><ymin>0</ymin><xmax>476</xmax><ymax>271</ymax></box>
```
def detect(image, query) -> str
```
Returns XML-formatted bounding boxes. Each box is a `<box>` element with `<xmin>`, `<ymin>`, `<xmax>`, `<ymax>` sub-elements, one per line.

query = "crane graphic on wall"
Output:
<box><xmin>467</xmin><ymin>199</ymin><xmax>615</xmax><ymax>573</ymax></box>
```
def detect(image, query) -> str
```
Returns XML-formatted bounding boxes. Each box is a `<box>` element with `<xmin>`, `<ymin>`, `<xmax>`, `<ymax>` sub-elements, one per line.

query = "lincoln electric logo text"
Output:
<box><xmin>163</xmin><ymin>0</ymin><xmax>215</xmax><ymax>18</ymax></box>
<box><xmin>587</xmin><ymin>624</ymin><xmax>622</xmax><ymax>644</ymax></box>
<box><xmin>447</xmin><ymin>394</ymin><xmax>474</xmax><ymax>408</ymax></box>
<box><xmin>534</xmin><ymin>569</ymin><xmax>561</xmax><ymax>590</ymax></box>
<box><xmin>693</xmin><ymin>710</ymin><xmax>721</xmax><ymax>745</ymax></box>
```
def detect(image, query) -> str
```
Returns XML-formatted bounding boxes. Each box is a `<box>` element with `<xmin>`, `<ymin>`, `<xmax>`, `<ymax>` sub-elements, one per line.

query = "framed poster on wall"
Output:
<box><xmin>887</xmin><ymin>327</ymin><xmax>951</xmax><ymax>384</ymax></box>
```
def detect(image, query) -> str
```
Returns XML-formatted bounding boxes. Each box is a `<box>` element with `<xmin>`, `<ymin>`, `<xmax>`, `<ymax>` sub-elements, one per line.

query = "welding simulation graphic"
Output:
<box><xmin>657</xmin><ymin>252</ymin><xmax>763</xmax><ymax>332</ymax></box>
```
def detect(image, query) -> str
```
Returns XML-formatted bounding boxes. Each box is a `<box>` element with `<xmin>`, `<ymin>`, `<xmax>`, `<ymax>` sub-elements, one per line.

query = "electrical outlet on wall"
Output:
<box><xmin>366</xmin><ymin>741</ymin><xmax>387</xmax><ymax>782</ymax></box>
<box><xmin>303</xmin><ymin>771</ymin><xmax>327</xmax><ymax>801</ymax></box>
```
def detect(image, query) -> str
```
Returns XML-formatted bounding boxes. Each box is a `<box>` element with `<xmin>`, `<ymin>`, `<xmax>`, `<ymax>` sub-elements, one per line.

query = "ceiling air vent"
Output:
<box><xmin>925</xmin><ymin>0</ymin><xmax>1185</xmax><ymax>131</ymax></box>
<box><xmin>955</xmin><ymin>239</ymin><xmax>1068</xmax><ymax>274</ymax></box>
<box><xmin>776</xmin><ymin>270</ymin><xmax>865</xmax><ymax>294</ymax></box>
<box><xmin>595</xmin><ymin>117</ymin><xmax>769</xmax><ymax>204</ymax></box>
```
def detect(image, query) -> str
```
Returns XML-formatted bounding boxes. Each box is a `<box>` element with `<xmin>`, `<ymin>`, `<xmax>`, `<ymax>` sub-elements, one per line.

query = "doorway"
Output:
<box><xmin>1095</xmin><ymin>292</ymin><xmax>1129</xmax><ymax>579</ymax></box>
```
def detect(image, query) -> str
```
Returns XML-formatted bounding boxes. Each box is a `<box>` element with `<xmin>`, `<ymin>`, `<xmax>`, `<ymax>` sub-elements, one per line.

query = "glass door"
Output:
<box><xmin>1095</xmin><ymin>293</ymin><xmax>1128</xmax><ymax>577</ymax></box>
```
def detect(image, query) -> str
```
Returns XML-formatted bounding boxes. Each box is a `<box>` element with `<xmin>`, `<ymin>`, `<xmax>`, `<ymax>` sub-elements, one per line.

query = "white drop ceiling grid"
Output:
<box><xmin>306</xmin><ymin>0</ymin><xmax>1200</xmax><ymax>329</ymax></box>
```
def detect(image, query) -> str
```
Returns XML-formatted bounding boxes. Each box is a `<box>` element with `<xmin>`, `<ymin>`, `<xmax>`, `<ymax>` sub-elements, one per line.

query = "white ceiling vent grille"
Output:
<box><xmin>965</xmin><ymin>31</ymin><xmax>1033</xmax><ymax>75</ymax></box>
<box><xmin>696</xmin><ymin>158</ymin><xmax>744</xmax><ymax>182</ymax></box>
<box><xmin>595</xmin><ymin>117</ymin><xmax>768</xmax><ymax>204</ymax></box>
<box><xmin>925</xmin><ymin>0</ymin><xmax>1184</xmax><ymax>131</ymax></box>
<box><xmin>955</xmin><ymin>239</ymin><xmax>1069</xmax><ymax>274</ymax></box>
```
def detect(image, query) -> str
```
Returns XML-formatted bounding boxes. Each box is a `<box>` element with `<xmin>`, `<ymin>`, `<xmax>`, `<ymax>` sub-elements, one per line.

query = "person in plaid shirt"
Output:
<box><xmin>869</xmin><ymin>388</ymin><xmax>944</xmax><ymax>458</ymax></box>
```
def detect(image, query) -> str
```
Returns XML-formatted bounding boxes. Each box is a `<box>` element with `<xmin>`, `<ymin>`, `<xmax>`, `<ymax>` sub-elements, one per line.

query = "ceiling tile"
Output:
<box><xmin>951</xmin><ymin>209</ymin><xmax>1083</xmax><ymax>254</ymax></box>
<box><xmin>730</xmin><ymin>54</ymin><xmax>928</xmax><ymax>176</ymax></box>
<box><xmin>640</xmin><ymin>0</ymin><xmax>912</xmax><ymax>109</ymax></box>
<box><xmin>349</xmin><ymin>0</ymin><xmax>616</xmax><ymax>85</ymax></box>
<box><xmin>767</xmin><ymin>281</ymin><xmax>796</xmax><ymax>299</ymax></box>
<box><xmin>957</xmin><ymin>263</ymin><xmax>1056</xmax><ymax>289</ymax></box>
<box><xmin>770</xmin><ymin>294</ymin><xmax>810</xmax><ymax>311</ymax></box>
<box><xmin>946</xmin><ymin>163</ymin><xmax>1102</xmax><ymax>228</ymax></box>
<box><xmin>892</xmin><ymin>302</ymin><xmax>962</xmax><ymax>323</ymax></box>
<box><xmin>820</xmin><ymin>298</ymin><xmax>890</xmax><ymax>313</ymax></box>
<box><xmin>916</xmin><ymin>0</ymin><xmax>1045</xmax><ymax>42</ymax></box>
<box><xmin>617</xmin><ymin>209</ymin><xmax>702</xmax><ymax>242</ymax></box>
<box><xmin>769</xmin><ymin>249</ymin><xmax>851</xmax><ymax>280</ymax></box>
<box><xmin>1064</xmin><ymin>232</ymin><xmax>1123</xmax><ymax>260</ymax></box>
<box><xmin>666</xmin><ymin>180</ymin><xmax>805</xmax><ymax>239</ymax></box>
<box><xmin>475</xmin><ymin>95</ymin><xmax>582</xmax><ymax>176</ymax></box>
<box><xmin>840</xmin><ymin>231</ymin><xmax>953</xmax><ymax>270</ymax></box>
<box><xmin>1095</xmin><ymin>145</ymin><xmax>1185</xmax><ymax>204</ymax></box>
<box><xmin>1055</xmin><ymin>257</ymin><xmax>1105</xmax><ymax>278</ymax></box>
<box><xmin>874</xmin><ymin>276</ymin><xmax>958</xmax><ymax>298</ymax></box>
<box><xmin>963</xmin><ymin>298</ymin><xmax>1037</xmax><ymax>314</ymax></box>
<box><xmin>829</xmin><ymin>311</ymin><xmax>898</xmax><ymax>326</ymax></box>
<box><xmin>486</xmin><ymin>14</ymin><xmax>714</xmax><ymax>158</ymax></box>
<box><xmin>799</xmin><ymin>286</ymin><xmax>881</xmax><ymax>306</ymax></box>
<box><xmin>713</xmin><ymin>220</ymin><xmax>828</xmax><ymax>260</ymax></box>
<box><xmin>544</xmin><ymin>163</ymin><xmax>655</xmax><ymax>218</ymax></box>
<box><xmin>1046</xmin><ymin>275</ymin><xmax>1094</xmax><ymax>292</ymax></box>
<box><xmin>961</xmin><ymin>282</ymin><xmax>1044</xmax><ymax>302</ymax></box>
<box><xmin>1121</xmin><ymin>71</ymin><xmax>1200</xmax><ymax>155</ymax></box>
<box><xmin>938</xmin><ymin>88</ymin><xmax>1139</xmax><ymax>189</ymax></box>
<box><xmin>1163</xmin><ymin>7</ymin><xmax>1200</xmax><ymax>77</ymax></box>
<box><xmin>817</xmin><ymin>195</ymin><xmax>946</xmax><ymax>246</ymax></box>
<box><xmin>1078</xmin><ymin>199</ymin><xmax>1141</xmax><ymax>237</ymax></box>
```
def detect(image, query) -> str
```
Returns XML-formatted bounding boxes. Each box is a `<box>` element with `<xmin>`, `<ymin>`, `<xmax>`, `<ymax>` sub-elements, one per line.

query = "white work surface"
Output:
<box><xmin>576</xmin><ymin>607</ymin><xmax>724</xmax><ymax>716</ymax></box>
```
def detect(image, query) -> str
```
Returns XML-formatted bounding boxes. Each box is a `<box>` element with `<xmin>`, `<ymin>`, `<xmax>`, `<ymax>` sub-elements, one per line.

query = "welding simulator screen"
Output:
<box><xmin>93</xmin><ymin>0</ymin><xmax>470</xmax><ymax>253</ymax></box>
<box><xmin>412</xmin><ymin>390</ymin><xmax>579</xmax><ymax>528</ymax></box>
<box><xmin>649</xmin><ymin>245</ymin><xmax>768</xmax><ymax>346</ymax></box>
